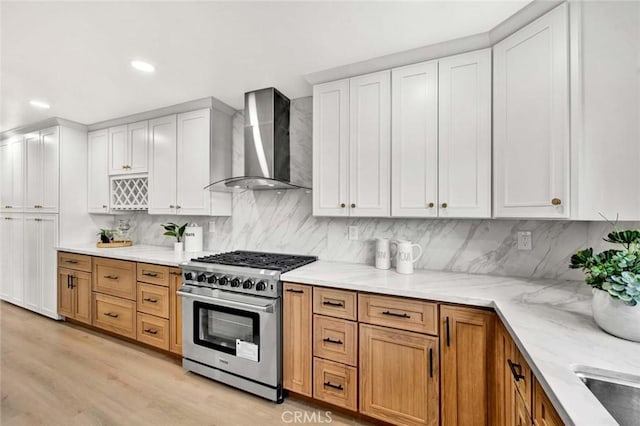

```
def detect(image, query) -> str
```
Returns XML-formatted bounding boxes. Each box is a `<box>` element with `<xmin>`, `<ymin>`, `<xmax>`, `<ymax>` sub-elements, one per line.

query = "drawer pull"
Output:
<box><xmin>104</xmin><ymin>275</ymin><xmax>119</xmax><ymax>280</ymax></box>
<box><xmin>322</xmin><ymin>337</ymin><xmax>343</xmax><ymax>345</ymax></box>
<box><xmin>382</xmin><ymin>310</ymin><xmax>411</xmax><ymax>319</ymax></box>
<box><xmin>103</xmin><ymin>312</ymin><xmax>119</xmax><ymax>318</ymax></box>
<box><xmin>67</xmin><ymin>274</ymin><xmax>71</xmax><ymax>289</ymax></box>
<box><xmin>507</xmin><ymin>359</ymin><xmax>526</xmax><ymax>382</ymax></box>
<box><xmin>322</xmin><ymin>300</ymin><xmax>344</xmax><ymax>307</ymax></box>
<box><xmin>285</xmin><ymin>288</ymin><xmax>304</xmax><ymax>294</ymax></box>
<box><xmin>445</xmin><ymin>316</ymin><xmax>451</xmax><ymax>347</ymax></box>
<box><xmin>144</xmin><ymin>328</ymin><xmax>158</xmax><ymax>335</ymax></box>
<box><xmin>143</xmin><ymin>297</ymin><xmax>158</xmax><ymax>303</ymax></box>
<box><xmin>323</xmin><ymin>382</ymin><xmax>344</xmax><ymax>391</ymax></box>
<box><xmin>142</xmin><ymin>272</ymin><xmax>158</xmax><ymax>277</ymax></box>
<box><xmin>64</xmin><ymin>259</ymin><xmax>78</xmax><ymax>264</ymax></box>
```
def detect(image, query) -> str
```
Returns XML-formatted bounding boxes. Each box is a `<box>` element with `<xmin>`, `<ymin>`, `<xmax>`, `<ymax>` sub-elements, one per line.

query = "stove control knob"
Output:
<box><xmin>255</xmin><ymin>281</ymin><xmax>267</xmax><ymax>292</ymax></box>
<box><xmin>230</xmin><ymin>278</ymin><xmax>241</xmax><ymax>287</ymax></box>
<box><xmin>218</xmin><ymin>276</ymin><xmax>229</xmax><ymax>286</ymax></box>
<box><xmin>197</xmin><ymin>273</ymin><xmax>207</xmax><ymax>282</ymax></box>
<box><xmin>242</xmin><ymin>280</ymin><xmax>254</xmax><ymax>289</ymax></box>
<box><xmin>184</xmin><ymin>272</ymin><xmax>193</xmax><ymax>281</ymax></box>
<box><xmin>207</xmin><ymin>275</ymin><xmax>217</xmax><ymax>284</ymax></box>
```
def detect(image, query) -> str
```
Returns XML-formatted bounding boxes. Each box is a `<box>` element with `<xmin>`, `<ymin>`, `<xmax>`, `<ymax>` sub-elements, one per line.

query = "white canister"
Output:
<box><xmin>395</xmin><ymin>241</ymin><xmax>423</xmax><ymax>274</ymax></box>
<box><xmin>375</xmin><ymin>238</ymin><xmax>397</xmax><ymax>270</ymax></box>
<box><xmin>183</xmin><ymin>224</ymin><xmax>203</xmax><ymax>252</ymax></box>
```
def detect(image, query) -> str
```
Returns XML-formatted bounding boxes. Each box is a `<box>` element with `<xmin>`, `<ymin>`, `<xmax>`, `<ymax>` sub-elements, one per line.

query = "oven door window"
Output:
<box><xmin>193</xmin><ymin>301</ymin><xmax>260</xmax><ymax>357</ymax></box>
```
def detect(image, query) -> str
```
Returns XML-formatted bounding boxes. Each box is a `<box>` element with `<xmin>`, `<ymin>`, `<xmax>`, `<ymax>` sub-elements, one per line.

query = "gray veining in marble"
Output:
<box><xmin>90</xmin><ymin>96</ymin><xmax>640</xmax><ymax>281</ymax></box>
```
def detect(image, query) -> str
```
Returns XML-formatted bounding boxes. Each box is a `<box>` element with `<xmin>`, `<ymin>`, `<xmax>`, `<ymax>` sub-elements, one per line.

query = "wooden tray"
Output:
<box><xmin>96</xmin><ymin>240</ymin><xmax>133</xmax><ymax>248</ymax></box>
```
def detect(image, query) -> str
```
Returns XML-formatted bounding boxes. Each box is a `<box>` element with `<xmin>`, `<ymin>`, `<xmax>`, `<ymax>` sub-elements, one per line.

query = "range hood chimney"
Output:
<box><xmin>207</xmin><ymin>88</ymin><xmax>310</xmax><ymax>192</ymax></box>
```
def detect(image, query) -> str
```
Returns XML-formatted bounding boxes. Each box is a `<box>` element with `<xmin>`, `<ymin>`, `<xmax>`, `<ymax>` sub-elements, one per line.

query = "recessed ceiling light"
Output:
<box><xmin>131</xmin><ymin>60</ymin><xmax>155</xmax><ymax>73</ymax></box>
<box><xmin>29</xmin><ymin>100</ymin><xmax>50</xmax><ymax>109</ymax></box>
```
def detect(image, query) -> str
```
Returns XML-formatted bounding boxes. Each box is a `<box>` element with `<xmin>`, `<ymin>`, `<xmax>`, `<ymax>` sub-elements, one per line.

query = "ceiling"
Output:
<box><xmin>1</xmin><ymin>1</ymin><xmax>530</xmax><ymax>132</ymax></box>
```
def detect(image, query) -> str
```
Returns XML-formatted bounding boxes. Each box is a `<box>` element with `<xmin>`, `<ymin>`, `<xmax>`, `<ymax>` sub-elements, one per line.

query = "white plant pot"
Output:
<box><xmin>592</xmin><ymin>288</ymin><xmax>640</xmax><ymax>342</ymax></box>
<box><xmin>174</xmin><ymin>242</ymin><xmax>184</xmax><ymax>252</ymax></box>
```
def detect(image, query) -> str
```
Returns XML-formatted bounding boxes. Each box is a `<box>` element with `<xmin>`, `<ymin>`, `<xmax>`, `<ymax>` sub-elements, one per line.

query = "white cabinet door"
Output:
<box><xmin>87</xmin><ymin>129</ymin><xmax>110</xmax><ymax>213</ymax></box>
<box><xmin>1</xmin><ymin>137</ymin><xmax>25</xmax><ymax>212</ymax></box>
<box><xmin>176</xmin><ymin>109</ymin><xmax>211</xmax><ymax>216</ymax></box>
<box><xmin>2</xmin><ymin>215</ymin><xmax>24</xmax><ymax>306</ymax></box>
<box><xmin>349</xmin><ymin>71</ymin><xmax>391</xmax><ymax>217</ymax></box>
<box><xmin>0</xmin><ymin>215</ymin><xmax>13</xmax><ymax>301</ymax></box>
<box><xmin>40</xmin><ymin>127</ymin><xmax>59</xmax><ymax>212</ymax></box>
<box><xmin>438</xmin><ymin>49</ymin><xmax>492</xmax><ymax>218</ymax></box>
<box><xmin>23</xmin><ymin>214</ymin><xmax>58</xmax><ymax>318</ymax></box>
<box><xmin>108</xmin><ymin>125</ymin><xmax>128</xmax><ymax>175</ymax></box>
<box><xmin>148</xmin><ymin>115</ymin><xmax>177</xmax><ymax>215</ymax></box>
<box><xmin>312</xmin><ymin>79</ymin><xmax>350</xmax><ymax>217</ymax></box>
<box><xmin>24</xmin><ymin>131</ymin><xmax>41</xmax><ymax>211</ymax></box>
<box><xmin>127</xmin><ymin>120</ymin><xmax>148</xmax><ymax>174</ymax></box>
<box><xmin>493</xmin><ymin>3</ymin><xmax>569</xmax><ymax>218</ymax></box>
<box><xmin>391</xmin><ymin>61</ymin><xmax>438</xmax><ymax>218</ymax></box>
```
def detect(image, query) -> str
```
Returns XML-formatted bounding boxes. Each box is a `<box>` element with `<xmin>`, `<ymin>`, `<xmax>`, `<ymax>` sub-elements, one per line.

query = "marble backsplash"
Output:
<box><xmin>94</xmin><ymin>97</ymin><xmax>640</xmax><ymax>281</ymax></box>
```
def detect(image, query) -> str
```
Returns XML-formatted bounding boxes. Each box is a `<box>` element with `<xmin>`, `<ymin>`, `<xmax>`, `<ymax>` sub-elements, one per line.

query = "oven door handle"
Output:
<box><xmin>177</xmin><ymin>289</ymin><xmax>276</xmax><ymax>313</ymax></box>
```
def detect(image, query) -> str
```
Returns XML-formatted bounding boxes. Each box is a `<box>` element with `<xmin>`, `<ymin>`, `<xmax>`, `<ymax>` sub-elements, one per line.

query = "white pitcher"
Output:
<box><xmin>375</xmin><ymin>238</ymin><xmax>397</xmax><ymax>270</ymax></box>
<box><xmin>395</xmin><ymin>241</ymin><xmax>423</xmax><ymax>274</ymax></box>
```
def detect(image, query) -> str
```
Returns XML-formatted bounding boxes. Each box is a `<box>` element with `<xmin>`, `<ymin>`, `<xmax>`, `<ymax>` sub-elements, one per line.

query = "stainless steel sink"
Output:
<box><xmin>575</xmin><ymin>367</ymin><xmax>640</xmax><ymax>426</ymax></box>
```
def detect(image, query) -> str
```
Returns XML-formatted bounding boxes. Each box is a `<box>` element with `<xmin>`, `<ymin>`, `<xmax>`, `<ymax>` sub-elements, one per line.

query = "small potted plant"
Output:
<box><xmin>97</xmin><ymin>228</ymin><xmax>114</xmax><ymax>244</ymax></box>
<box><xmin>570</xmin><ymin>229</ymin><xmax>640</xmax><ymax>342</ymax></box>
<box><xmin>162</xmin><ymin>222</ymin><xmax>188</xmax><ymax>252</ymax></box>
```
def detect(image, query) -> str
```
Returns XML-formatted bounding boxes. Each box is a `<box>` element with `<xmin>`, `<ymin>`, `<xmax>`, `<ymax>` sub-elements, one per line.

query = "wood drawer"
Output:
<box><xmin>58</xmin><ymin>252</ymin><xmax>92</xmax><ymax>273</ymax></box>
<box><xmin>313</xmin><ymin>358</ymin><xmax>358</xmax><ymax>412</ymax></box>
<box><xmin>358</xmin><ymin>293</ymin><xmax>438</xmax><ymax>335</ymax></box>
<box><xmin>510</xmin><ymin>345</ymin><xmax>533</xmax><ymax>412</ymax></box>
<box><xmin>534</xmin><ymin>381</ymin><xmax>564</xmax><ymax>426</ymax></box>
<box><xmin>137</xmin><ymin>282</ymin><xmax>169</xmax><ymax>319</ymax></box>
<box><xmin>136</xmin><ymin>263</ymin><xmax>170</xmax><ymax>287</ymax></box>
<box><xmin>93</xmin><ymin>258</ymin><xmax>136</xmax><ymax>300</ymax></box>
<box><xmin>92</xmin><ymin>293</ymin><xmax>136</xmax><ymax>339</ymax></box>
<box><xmin>314</xmin><ymin>315</ymin><xmax>357</xmax><ymax>366</ymax></box>
<box><xmin>313</xmin><ymin>287</ymin><xmax>357</xmax><ymax>320</ymax></box>
<box><xmin>137</xmin><ymin>312</ymin><xmax>170</xmax><ymax>351</ymax></box>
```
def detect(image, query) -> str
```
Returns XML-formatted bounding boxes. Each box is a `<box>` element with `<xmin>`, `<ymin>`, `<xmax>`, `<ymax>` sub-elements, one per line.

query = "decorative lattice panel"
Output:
<box><xmin>111</xmin><ymin>176</ymin><xmax>148</xmax><ymax>210</ymax></box>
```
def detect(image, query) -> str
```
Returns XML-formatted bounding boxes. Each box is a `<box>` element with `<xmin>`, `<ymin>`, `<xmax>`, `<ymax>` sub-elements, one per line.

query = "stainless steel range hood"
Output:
<box><xmin>206</xmin><ymin>88</ymin><xmax>310</xmax><ymax>192</ymax></box>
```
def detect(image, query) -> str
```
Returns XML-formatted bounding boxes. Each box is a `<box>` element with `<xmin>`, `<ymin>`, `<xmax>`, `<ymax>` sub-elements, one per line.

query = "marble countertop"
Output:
<box><xmin>56</xmin><ymin>244</ymin><xmax>639</xmax><ymax>425</ymax></box>
<box><xmin>56</xmin><ymin>244</ymin><xmax>217</xmax><ymax>267</ymax></box>
<box><xmin>282</xmin><ymin>261</ymin><xmax>640</xmax><ymax>426</ymax></box>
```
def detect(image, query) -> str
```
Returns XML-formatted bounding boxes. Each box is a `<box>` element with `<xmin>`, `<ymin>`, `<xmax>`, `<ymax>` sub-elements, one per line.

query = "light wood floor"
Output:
<box><xmin>1</xmin><ymin>302</ymin><xmax>369</xmax><ymax>426</ymax></box>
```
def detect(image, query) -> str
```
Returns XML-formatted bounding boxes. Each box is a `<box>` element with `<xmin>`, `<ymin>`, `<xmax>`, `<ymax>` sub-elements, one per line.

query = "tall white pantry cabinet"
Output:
<box><xmin>0</xmin><ymin>120</ymin><xmax>93</xmax><ymax>319</ymax></box>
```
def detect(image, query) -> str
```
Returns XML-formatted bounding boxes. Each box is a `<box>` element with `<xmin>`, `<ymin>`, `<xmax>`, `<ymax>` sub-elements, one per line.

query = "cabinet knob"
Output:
<box><xmin>169</xmin><ymin>205</ymin><xmax>175</xmax><ymax>209</ymax></box>
<box><xmin>350</xmin><ymin>203</ymin><xmax>356</xmax><ymax>208</ymax></box>
<box><xmin>428</xmin><ymin>202</ymin><xmax>434</xmax><ymax>208</ymax></box>
<box><xmin>551</xmin><ymin>198</ymin><xmax>562</xmax><ymax>206</ymax></box>
<box><xmin>441</xmin><ymin>202</ymin><xmax>448</xmax><ymax>208</ymax></box>
<box><xmin>176</xmin><ymin>205</ymin><xmax>181</xmax><ymax>209</ymax></box>
<box><xmin>340</xmin><ymin>203</ymin><xmax>346</xmax><ymax>208</ymax></box>
<box><xmin>4</xmin><ymin>205</ymin><xmax>12</xmax><ymax>208</ymax></box>
<box><xmin>102</xmin><ymin>205</ymin><xmax>108</xmax><ymax>209</ymax></box>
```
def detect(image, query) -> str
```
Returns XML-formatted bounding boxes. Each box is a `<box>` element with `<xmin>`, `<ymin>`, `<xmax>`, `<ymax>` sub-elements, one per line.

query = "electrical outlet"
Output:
<box><xmin>348</xmin><ymin>226</ymin><xmax>359</xmax><ymax>241</ymax></box>
<box><xmin>517</xmin><ymin>231</ymin><xmax>532</xmax><ymax>250</ymax></box>
<box><xmin>208</xmin><ymin>221</ymin><xmax>216</xmax><ymax>233</ymax></box>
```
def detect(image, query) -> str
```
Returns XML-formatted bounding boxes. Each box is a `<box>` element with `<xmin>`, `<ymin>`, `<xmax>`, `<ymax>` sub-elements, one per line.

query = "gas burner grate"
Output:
<box><xmin>192</xmin><ymin>250</ymin><xmax>317</xmax><ymax>272</ymax></box>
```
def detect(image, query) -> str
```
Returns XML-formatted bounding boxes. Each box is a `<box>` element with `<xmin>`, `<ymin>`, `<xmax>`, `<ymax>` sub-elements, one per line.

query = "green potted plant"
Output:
<box><xmin>162</xmin><ymin>222</ymin><xmax>188</xmax><ymax>252</ymax></box>
<box><xmin>97</xmin><ymin>228</ymin><xmax>114</xmax><ymax>244</ymax></box>
<box><xmin>570</xmin><ymin>229</ymin><xmax>640</xmax><ymax>342</ymax></box>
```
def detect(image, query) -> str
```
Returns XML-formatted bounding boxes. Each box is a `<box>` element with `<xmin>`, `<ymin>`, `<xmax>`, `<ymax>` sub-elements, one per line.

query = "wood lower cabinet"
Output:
<box><xmin>137</xmin><ymin>312</ymin><xmax>170</xmax><ymax>350</ymax></box>
<box><xmin>313</xmin><ymin>315</ymin><xmax>357</xmax><ymax>367</ymax></box>
<box><xmin>283</xmin><ymin>282</ymin><xmax>313</xmax><ymax>396</ymax></box>
<box><xmin>533</xmin><ymin>381</ymin><xmax>563</xmax><ymax>426</ymax></box>
<box><xmin>169</xmin><ymin>268</ymin><xmax>182</xmax><ymax>355</ymax></box>
<box><xmin>359</xmin><ymin>323</ymin><xmax>439</xmax><ymax>425</ymax></box>
<box><xmin>92</xmin><ymin>293</ymin><xmax>136</xmax><ymax>339</ymax></box>
<box><xmin>57</xmin><ymin>266</ymin><xmax>91</xmax><ymax>325</ymax></box>
<box><xmin>440</xmin><ymin>305</ymin><xmax>495</xmax><ymax>426</ymax></box>
<box><xmin>313</xmin><ymin>358</ymin><xmax>358</xmax><ymax>411</ymax></box>
<box><xmin>137</xmin><ymin>282</ymin><xmax>170</xmax><ymax>318</ymax></box>
<box><xmin>93</xmin><ymin>257</ymin><xmax>136</xmax><ymax>300</ymax></box>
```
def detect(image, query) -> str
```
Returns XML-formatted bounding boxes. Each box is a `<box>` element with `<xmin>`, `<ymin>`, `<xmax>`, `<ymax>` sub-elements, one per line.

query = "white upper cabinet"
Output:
<box><xmin>108</xmin><ymin>120</ymin><xmax>147</xmax><ymax>175</ymax></box>
<box><xmin>108</xmin><ymin>125</ymin><xmax>128</xmax><ymax>175</ymax></box>
<box><xmin>391</xmin><ymin>60</ymin><xmax>438</xmax><ymax>218</ymax></box>
<box><xmin>87</xmin><ymin>129</ymin><xmax>110</xmax><ymax>213</ymax></box>
<box><xmin>176</xmin><ymin>109</ymin><xmax>212</xmax><ymax>215</ymax></box>
<box><xmin>438</xmin><ymin>49</ymin><xmax>492</xmax><ymax>218</ymax></box>
<box><xmin>25</xmin><ymin>127</ymin><xmax>59</xmax><ymax>213</ymax></box>
<box><xmin>148</xmin><ymin>114</ymin><xmax>178</xmax><ymax>215</ymax></box>
<box><xmin>349</xmin><ymin>70</ymin><xmax>391</xmax><ymax>217</ymax></box>
<box><xmin>312</xmin><ymin>79</ymin><xmax>350</xmax><ymax>217</ymax></box>
<box><xmin>0</xmin><ymin>137</ymin><xmax>25</xmax><ymax>212</ymax></box>
<box><xmin>493</xmin><ymin>3</ymin><xmax>570</xmax><ymax>218</ymax></box>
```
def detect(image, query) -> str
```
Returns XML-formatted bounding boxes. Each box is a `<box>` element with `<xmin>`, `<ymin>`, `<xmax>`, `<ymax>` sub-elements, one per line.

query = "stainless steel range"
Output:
<box><xmin>178</xmin><ymin>251</ymin><xmax>316</xmax><ymax>402</ymax></box>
